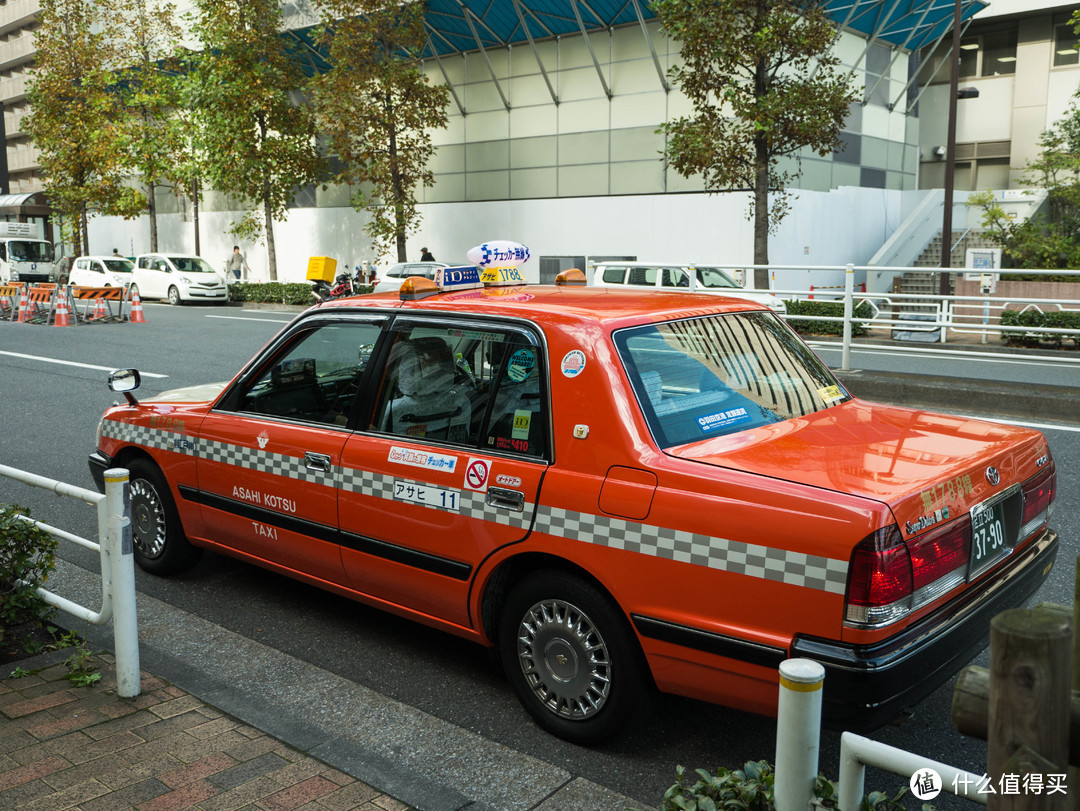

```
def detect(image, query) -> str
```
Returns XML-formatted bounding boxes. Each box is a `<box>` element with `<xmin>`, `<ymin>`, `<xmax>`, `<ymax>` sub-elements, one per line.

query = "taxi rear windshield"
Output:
<box><xmin>615</xmin><ymin>312</ymin><xmax>850</xmax><ymax>448</ymax></box>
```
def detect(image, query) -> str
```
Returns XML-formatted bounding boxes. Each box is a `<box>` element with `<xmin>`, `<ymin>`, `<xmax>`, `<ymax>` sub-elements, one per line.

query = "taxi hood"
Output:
<box><xmin>670</xmin><ymin>399</ymin><xmax>1049</xmax><ymax>534</ymax></box>
<box><xmin>144</xmin><ymin>381</ymin><xmax>229</xmax><ymax>404</ymax></box>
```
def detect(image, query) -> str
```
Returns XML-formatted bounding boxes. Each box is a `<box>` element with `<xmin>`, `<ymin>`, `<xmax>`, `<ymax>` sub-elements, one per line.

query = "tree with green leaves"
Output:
<box><xmin>310</xmin><ymin>0</ymin><xmax>449</xmax><ymax>263</ymax></box>
<box><xmin>185</xmin><ymin>0</ymin><xmax>323</xmax><ymax>280</ymax></box>
<box><xmin>104</xmin><ymin>0</ymin><xmax>186</xmax><ymax>253</ymax></box>
<box><xmin>652</xmin><ymin>0</ymin><xmax>857</xmax><ymax>288</ymax></box>
<box><xmin>25</xmin><ymin>0</ymin><xmax>144</xmax><ymax>255</ymax></box>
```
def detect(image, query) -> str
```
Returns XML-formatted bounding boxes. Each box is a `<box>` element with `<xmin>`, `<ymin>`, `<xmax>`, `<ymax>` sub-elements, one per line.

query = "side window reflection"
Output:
<box><xmin>239</xmin><ymin>323</ymin><xmax>381</xmax><ymax>425</ymax></box>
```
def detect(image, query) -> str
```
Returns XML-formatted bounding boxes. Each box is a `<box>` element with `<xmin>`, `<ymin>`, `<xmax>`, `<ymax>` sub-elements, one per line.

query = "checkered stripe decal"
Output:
<box><xmin>105</xmin><ymin>420</ymin><xmax>847</xmax><ymax>593</ymax></box>
<box><xmin>534</xmin><ymin>506</ymin><xmax>848</xmax><ymax>594</ymax></box>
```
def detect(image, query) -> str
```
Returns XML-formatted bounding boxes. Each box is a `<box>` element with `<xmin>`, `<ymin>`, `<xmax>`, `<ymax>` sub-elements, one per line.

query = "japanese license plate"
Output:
<box><xmin>969</xmin><ymin>498</ymin><xmax>1009</xmax><ymax>579</ymax></box>
<box><xmin>393</xmin><ymin>480</ymin><xmax>460</xmax><ymax>511</ymax></box>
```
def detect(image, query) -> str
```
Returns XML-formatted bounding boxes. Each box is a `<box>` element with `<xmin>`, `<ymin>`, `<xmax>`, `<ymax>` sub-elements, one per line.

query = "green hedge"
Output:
<box><xmin>999</xmin><ymin>308</ymin><xmax>1080</xmax><ymax>348</ymax></box>
<box><xmin>784</xmin><ymin>299</ymin><xmax>873</xmax><ymax>337</ymax></box>
<box><xmin>227</xmin><ymin>281</ymin><xmax>375</xmax><ymax>305</ymax></box>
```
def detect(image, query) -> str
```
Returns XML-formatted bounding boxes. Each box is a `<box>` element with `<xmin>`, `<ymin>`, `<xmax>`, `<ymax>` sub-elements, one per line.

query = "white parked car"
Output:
<box><xmin>69</xmin><ymin>255</ymin><xmax>135</xmax><ymax>288</ymax></box>
<box><xmin>131</xmin><ymin>254</ymin><xmax>227</xmax><ymax>305</ymax></box>
<box><xmin>371</xmin><ymin>261</ymin><xmax>449</xmax><ymax>294</ymax></box>
<box><xmin>590</xmin><ymin>262</ymin><xmax>788</xmax><ymax>314</ymax></box>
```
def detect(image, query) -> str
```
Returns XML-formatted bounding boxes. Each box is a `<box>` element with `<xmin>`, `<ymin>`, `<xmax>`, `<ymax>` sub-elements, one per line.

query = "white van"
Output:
<box><xmin>590</xmin><ymin>262</ymin><xmax>787</xmax><ymax>314</ymax></box>
<box><xmin>70</xmin><ymin>255</ymin><xmax>135</xmax><ymax>288</ymax></box>
<box><xmin>0</xmin><ymin>222</ymin><xmax>59</xmax><ymax>284</ymax></box>
<box><xmin>131</xmin><ymin>254</ymin><xmax>227</xmax><ymax>305</ymax></box>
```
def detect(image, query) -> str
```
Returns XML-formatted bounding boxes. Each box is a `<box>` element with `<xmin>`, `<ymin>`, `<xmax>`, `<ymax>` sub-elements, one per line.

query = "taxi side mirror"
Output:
<box><xmin>108</xmin><ymin>369</ymin><xmax>142</xmax><ymax>405</ymax></box>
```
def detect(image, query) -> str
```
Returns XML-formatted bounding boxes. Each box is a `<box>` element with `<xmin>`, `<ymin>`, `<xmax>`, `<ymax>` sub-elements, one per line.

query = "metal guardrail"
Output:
<box><xmin>0</xmin><ymin>463</ymin><xmax>140</xmax><ymax>697</ymax></box>
<box><xmin>717</xmin><ymin>263</ymin><xmax>1080</xmax><ymax>371</ymax></box>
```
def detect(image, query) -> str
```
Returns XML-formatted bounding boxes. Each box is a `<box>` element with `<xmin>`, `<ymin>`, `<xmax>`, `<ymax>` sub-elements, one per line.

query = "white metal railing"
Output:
<box><xmin>774</xmin><ymin>659</ymin><xmax>987</xmax><ymax>810</ymax></box>
<box><xmin>720</xmin><ymin>264</ymin><xmax>1080</xmax><ymax>370</ymax></box>
<box><xmin>0</xmin><ymin>463</ymin><xmax>140</xmax><ymax>697</ymax></box>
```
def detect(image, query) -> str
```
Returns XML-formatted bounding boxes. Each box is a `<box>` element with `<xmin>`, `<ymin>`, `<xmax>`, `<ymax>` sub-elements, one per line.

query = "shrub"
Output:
<box><xmin>228</xmin><ymin>281</ymin><xmax>374</xmax><ymax>305</ymax></box>
<box><xmin>0</xmin><ymin>505</ymin><xmax>58</xmax><ymax>640</ymax></box>
<box><xmin>999</xmin><ymin>308</ymin><xmax>1080</xmax><ymax>348</ymax></box>
<box><xmin>784</xmin><ymin>299</ymin><xmax>873</xmax><ymax>337</ymax></box>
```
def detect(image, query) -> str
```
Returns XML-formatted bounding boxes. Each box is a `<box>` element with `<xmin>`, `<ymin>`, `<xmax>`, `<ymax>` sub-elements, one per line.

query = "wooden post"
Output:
<box><xmin>988</xmin><ymin>606</ymin><xmax>1071</xmax><ymax>810</ymax></box>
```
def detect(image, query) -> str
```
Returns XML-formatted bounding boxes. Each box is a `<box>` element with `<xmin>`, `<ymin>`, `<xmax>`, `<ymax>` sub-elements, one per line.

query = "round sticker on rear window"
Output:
<box><xmin>561</xmin><ymin>350</ymin><xmax>586</xmax><ymax>378</ymax></box>
<box><xmin>507</xmin><ymin>349</ymin><xmax>535</xmax><ymax>382</ymax></box>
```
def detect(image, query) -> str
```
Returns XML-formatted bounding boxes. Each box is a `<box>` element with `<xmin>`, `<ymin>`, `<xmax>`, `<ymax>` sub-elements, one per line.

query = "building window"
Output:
<box><xmin>919</xmin><ymin>26</ymin><xmax>1018</xmax><ymax>84</ymax></box>
<box><xmin>980</xmin><ymin>31</ymin><xmax>1017</xmax><ymax>76</ymax></box>
<box><xmin>1055</xmin><ymin>23</ymin><xmax>1079</xmax><ymax>67</ymax></box>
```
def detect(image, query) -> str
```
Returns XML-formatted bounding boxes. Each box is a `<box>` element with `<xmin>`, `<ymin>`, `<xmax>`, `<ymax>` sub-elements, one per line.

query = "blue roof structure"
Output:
<box><xmin>421</xmin><ymin>0</ymin><xmax>987</xmax><ymax>57</ymax></box>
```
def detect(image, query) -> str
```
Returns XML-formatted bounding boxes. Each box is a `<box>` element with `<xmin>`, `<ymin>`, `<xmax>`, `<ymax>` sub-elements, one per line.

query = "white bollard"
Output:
<box><xmin>105</xmin><ymin>468</ymin><xmax>140</xmax><ymax>698</ymax></box>
<box><xmin>774</xmin><ymin>658</ymin><xmax>825</xmax><ymax>811</ymax></box>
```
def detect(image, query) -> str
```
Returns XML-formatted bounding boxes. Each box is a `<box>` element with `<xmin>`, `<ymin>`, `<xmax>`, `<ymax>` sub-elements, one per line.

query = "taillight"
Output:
<box><xmin>845</xmin><ymin>518</ymin><xmax>971</xmax><ymax>630</ymax></box>
<box><xmin>845</xmin><ymin>526</ymin><xmax>911</xmax><ymax>628</ymax></box>
<box><xmin>1020</xmin><ymin>462</ymin><xmax>1055</xmax><ymax>541</ymax></box>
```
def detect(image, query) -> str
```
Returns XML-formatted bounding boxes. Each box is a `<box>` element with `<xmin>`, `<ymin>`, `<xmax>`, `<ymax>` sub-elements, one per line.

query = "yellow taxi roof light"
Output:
<box><xmin>555</xmin><ymin>268</ymin><xmax>587</xmax><ymax>286</ymax></box>
<box><xmin>399</xmin><ymin>276</ymin><xmax>440</xmax><ymax>301</ymax></box>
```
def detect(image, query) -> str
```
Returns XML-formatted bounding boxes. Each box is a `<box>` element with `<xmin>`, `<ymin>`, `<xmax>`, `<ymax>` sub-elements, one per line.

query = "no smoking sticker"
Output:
<box><xmin>464</xmin><ymin>458</ymin><xmax>490</xmax><ymax>492</ymax></box>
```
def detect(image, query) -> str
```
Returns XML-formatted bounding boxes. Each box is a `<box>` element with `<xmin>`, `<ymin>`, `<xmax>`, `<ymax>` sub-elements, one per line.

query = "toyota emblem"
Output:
<box><xmin>985</xmin><ymin>466</ymin><xmax>1000</xmax><ymax>486</ymax></box>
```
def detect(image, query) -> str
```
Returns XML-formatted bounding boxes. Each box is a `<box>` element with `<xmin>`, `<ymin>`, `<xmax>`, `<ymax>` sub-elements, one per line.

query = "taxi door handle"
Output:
<box><xmin>487</xmin><ymin>487</ymin><xmax>524</xmax><ymax>512</ymax></box>
<box><xmin>304</xmin><ymin>452</ymin><xmax>332</xmax><ymax>472</ymax></box>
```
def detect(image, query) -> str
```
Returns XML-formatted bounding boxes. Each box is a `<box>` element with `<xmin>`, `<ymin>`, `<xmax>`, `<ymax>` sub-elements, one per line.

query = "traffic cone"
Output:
<box><xmin>92</xmin><ymin>297</ymin><xmax>107</xmax><ymax>320</ymax></box>
<box><xmin>52</xmin><ymin>291</ymin><xmax>72</xmax><ymax>327</ymax></box>
<box><xmin>129</xmin><ymin>287</ymin><xmax>146</xmax><ymax>323</ymax></box>
<box><xmin>15</xmin><ymin>287</ymin><xmax>29</xmax><ymax>322</ymax></box>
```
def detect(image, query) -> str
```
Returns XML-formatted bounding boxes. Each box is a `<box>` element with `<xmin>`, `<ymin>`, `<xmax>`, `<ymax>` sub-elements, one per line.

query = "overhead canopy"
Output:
<box><xmin>420</xmin><ymin>0</ymin><xmax>988</xmax><ymax>57</ymax></box>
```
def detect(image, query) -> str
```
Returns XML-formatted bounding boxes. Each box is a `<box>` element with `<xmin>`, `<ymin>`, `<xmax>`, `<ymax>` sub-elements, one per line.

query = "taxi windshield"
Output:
<box><xmin>169</xmin><ymin>256</ymin><xmax>216</xmax><ymax>273</ymax></box>
<box><xmin>694</xmin><ymin>267</ymin><xmax>741</xmax><ymax>289</ymax></box>
<box><xmin>615</xmin><ymin>311</ymin><xmax>850</xmax><ymax>448</ymax></box>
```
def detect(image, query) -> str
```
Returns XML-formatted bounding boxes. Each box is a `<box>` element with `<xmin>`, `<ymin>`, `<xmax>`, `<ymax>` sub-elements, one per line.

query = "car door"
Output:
<box><xmin>338</xmin><ymin>317</ymin><xmax>549</xmax><ymax>628</ymax></box>
<box><xmin>194</xmin><ymin>317</ymin><xmax>386</xmax><ymax>584</ymax></box>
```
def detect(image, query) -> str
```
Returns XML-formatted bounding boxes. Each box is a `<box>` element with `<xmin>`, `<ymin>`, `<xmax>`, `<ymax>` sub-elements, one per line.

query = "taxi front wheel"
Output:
<box><xmin>499</xmin><ymin>571</ymin><xmax>650</xmax><ymax>744</ymax></box>
<box><xmin>128</xmin><ymin>459</ymin><xmax>203</xmax><ymax>575</ymax></box>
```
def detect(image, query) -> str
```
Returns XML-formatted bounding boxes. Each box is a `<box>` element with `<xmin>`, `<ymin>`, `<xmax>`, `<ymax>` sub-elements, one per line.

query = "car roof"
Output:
<box><xmin>320</xmin><ymin>284</ymin><xmax>765</xmax><ymax>329</ymax></box>
<box><xmin>75</xmin><ymin>255</ymin><xmax>131</xmax><ymax>261</ymax></box>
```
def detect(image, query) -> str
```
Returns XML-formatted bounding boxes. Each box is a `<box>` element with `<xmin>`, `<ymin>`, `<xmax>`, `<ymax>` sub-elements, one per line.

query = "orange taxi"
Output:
<box><xmin>89</xmin><ymin>262</ymin><xmax>1058</xmax><ymax>743</ymax></box>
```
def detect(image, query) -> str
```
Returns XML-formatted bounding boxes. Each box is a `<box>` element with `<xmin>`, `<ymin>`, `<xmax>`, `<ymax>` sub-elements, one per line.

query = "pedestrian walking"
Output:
<box><xmin>420</xmin><ymin>247</ymin><xmax>435</xmax><ymax>262</ymax></box>
<box><xmin>227</xmin><ymin>246</ymin><xmax>250</xmax><ymax>280</ymax></box>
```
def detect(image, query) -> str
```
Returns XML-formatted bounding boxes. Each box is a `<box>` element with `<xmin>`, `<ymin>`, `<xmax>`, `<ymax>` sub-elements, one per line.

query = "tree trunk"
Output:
<box><xmin>264</xmin><ymin>191</ymin><xmax>276</xmax><ymax>282</ymax></box>
<box><xmin>753</xmin><ymin>43</ymin><xmax>770</xmax><ymax>291</ymax></box>
<box><xmin>387</xmin><ymin>118</ymin><xmax>407</xmax><ymax>262</ymax></box>
<box><xmin>147</xmin><ymin>180</ymin><xmax>158</xmax><ymax>253</ymax></box>
<box><xmin>80</xmin><ymin>206</ymin><xmax>90</xmax><ymax>256</ymax></box>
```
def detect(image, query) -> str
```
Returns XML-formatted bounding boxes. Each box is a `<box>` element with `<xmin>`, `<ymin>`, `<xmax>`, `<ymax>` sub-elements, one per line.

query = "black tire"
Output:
<box><xmin>127</xmin><ymin>458</ymin><xmax>203</xmax><ymax>575</ymax></box>
<box><xmin>167</xmin><ymin>286</ymin><xmax>182</xmax><ymax>306</ymax></box>
<box><xmin>499</xmin><ymin>570</ymin><xmax>651</xmax><ymax>744</ymax></box>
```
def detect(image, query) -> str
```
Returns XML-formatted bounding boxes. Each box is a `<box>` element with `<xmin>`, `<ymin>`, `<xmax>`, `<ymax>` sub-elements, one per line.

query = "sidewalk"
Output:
<box><xmin>0</xmin><ymin>650</ymin><xmax>407</xmax><ymax>811</ymax></box>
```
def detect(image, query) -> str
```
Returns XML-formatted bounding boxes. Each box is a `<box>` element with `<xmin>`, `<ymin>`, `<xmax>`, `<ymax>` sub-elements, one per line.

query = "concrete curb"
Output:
<box><xmin>834</xmin><ymin>369</ymin><xmax>1078</xmax><ymax>425</ymax></box>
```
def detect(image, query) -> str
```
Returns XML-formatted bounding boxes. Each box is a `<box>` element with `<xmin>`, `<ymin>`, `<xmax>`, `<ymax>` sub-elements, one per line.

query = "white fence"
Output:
<box><xmin>0</xmin><ymin>464</ymin><xmax>140</xmax><ymax>697</ymax></box>
<box><xmin>727</xmin><ymin>264</ymin><xmax>1080</xmax><ymax>371</ymax></box>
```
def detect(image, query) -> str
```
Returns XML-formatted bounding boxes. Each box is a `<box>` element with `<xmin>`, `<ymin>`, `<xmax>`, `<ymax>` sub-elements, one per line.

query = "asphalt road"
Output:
<box><xmin>1</xmin><ymin>301</ymin><xmax>1078</xmax><ymax>808</ymax></box>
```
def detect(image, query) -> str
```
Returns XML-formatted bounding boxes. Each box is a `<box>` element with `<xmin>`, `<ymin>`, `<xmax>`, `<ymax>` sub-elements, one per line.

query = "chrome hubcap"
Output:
<box><xmin>130</xmin><ymin>478</ymin><xmax>166</xmax><ymax>559</ymax></box>
<box><xmin>516</xmin><ymin>598</ymin><xmax>611</xmax><ymax>720</ymax></box>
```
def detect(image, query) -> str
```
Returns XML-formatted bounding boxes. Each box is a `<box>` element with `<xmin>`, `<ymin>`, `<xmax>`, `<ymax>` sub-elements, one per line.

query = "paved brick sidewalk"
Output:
<box><xmin>0</xmin><ymin>651</ymin><xmax>411</xmax><ymax>811</ymax></box>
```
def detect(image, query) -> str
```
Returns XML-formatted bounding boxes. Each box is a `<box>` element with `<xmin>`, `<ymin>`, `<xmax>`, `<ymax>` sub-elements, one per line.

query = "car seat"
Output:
<box><xmin>385</xmin><ymin>338</ymin><xmax>472</xmax><ymax>442</ymax></box>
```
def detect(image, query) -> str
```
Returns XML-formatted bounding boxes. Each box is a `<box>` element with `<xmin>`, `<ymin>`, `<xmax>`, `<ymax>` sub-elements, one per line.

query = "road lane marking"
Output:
<box><xmin>205</xmin><ymin>315</ymin><xmax>294</xmax><ymax>324</ymax></box>
<box><xmin>0</xmin><ymin>351</ymin><xmax>168</xmax><ymax>378</ymax></box>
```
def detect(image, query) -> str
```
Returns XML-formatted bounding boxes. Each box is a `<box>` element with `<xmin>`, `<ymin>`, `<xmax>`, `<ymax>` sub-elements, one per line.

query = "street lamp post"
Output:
<box><xmin>939</xmin><ymin>0</ymin><xmax>963</xmax><ymax>295</ymax></box>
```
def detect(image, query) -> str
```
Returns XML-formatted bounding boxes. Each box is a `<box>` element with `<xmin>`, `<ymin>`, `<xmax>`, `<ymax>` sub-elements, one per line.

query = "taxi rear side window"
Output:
<box><xmin>372</xmin><ymin>323</ymin><xmax>548</xmax><ymax>459</ymax></box>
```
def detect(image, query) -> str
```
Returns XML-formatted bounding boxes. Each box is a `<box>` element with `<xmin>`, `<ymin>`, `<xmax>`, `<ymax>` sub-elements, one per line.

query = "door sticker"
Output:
<box><xmin>561</xmin><ymin>350</ymin><xmax>586</xmax><ymax>378</ymax></box>
<box><xmin>388</xmin><ymin>446</ymin><xmax>458</xmax><ymax>473</ymax></box>
<box><xmin>464</xmin><ymin>458</ymin><xmax>491</xmax><ymax>492</ymax></box>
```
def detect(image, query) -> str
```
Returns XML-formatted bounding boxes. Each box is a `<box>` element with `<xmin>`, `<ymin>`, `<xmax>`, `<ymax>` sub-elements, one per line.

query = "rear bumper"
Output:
<box><xmin>793</xmin><ymin>528</ymin><xmax>1057</xmax><ymax>731</ymax></box>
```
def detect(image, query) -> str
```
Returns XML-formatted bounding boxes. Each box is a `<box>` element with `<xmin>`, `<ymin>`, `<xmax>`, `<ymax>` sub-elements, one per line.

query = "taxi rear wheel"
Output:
<box><xmin>128</xmin><ymin>459</ymin><xmax>202</xmax><ymax>575</ymax></box>
<box><xmin>499</xmin><ymin>570</ymin><xmax>649</xmax><ymax>744</ymax></box>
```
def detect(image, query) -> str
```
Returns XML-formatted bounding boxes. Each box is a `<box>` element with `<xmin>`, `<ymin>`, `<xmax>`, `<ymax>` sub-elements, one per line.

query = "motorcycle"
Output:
<box><xmin>311</xmin><ymin>268</ymin><xmax>359</xmax><ymax>303</ymax></box>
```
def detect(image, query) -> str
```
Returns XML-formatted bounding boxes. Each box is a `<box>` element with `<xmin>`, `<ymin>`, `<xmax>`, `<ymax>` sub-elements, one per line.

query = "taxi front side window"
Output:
<box><xmin>372</xmin><ymin>323</ymin><xmax>548</xmax><ymax>458</ymax></box>
<box><xmin>236</xmin><ymin>322</ymin><xmax>381</xmax><ymax>425</ymax></box>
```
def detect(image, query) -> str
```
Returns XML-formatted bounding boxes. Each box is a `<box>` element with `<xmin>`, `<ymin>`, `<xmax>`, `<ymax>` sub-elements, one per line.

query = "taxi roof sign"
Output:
<box><xmin>435</xmin><ymin>265</ymin><xmax>483</xmax><ymax>292</ymax></box>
